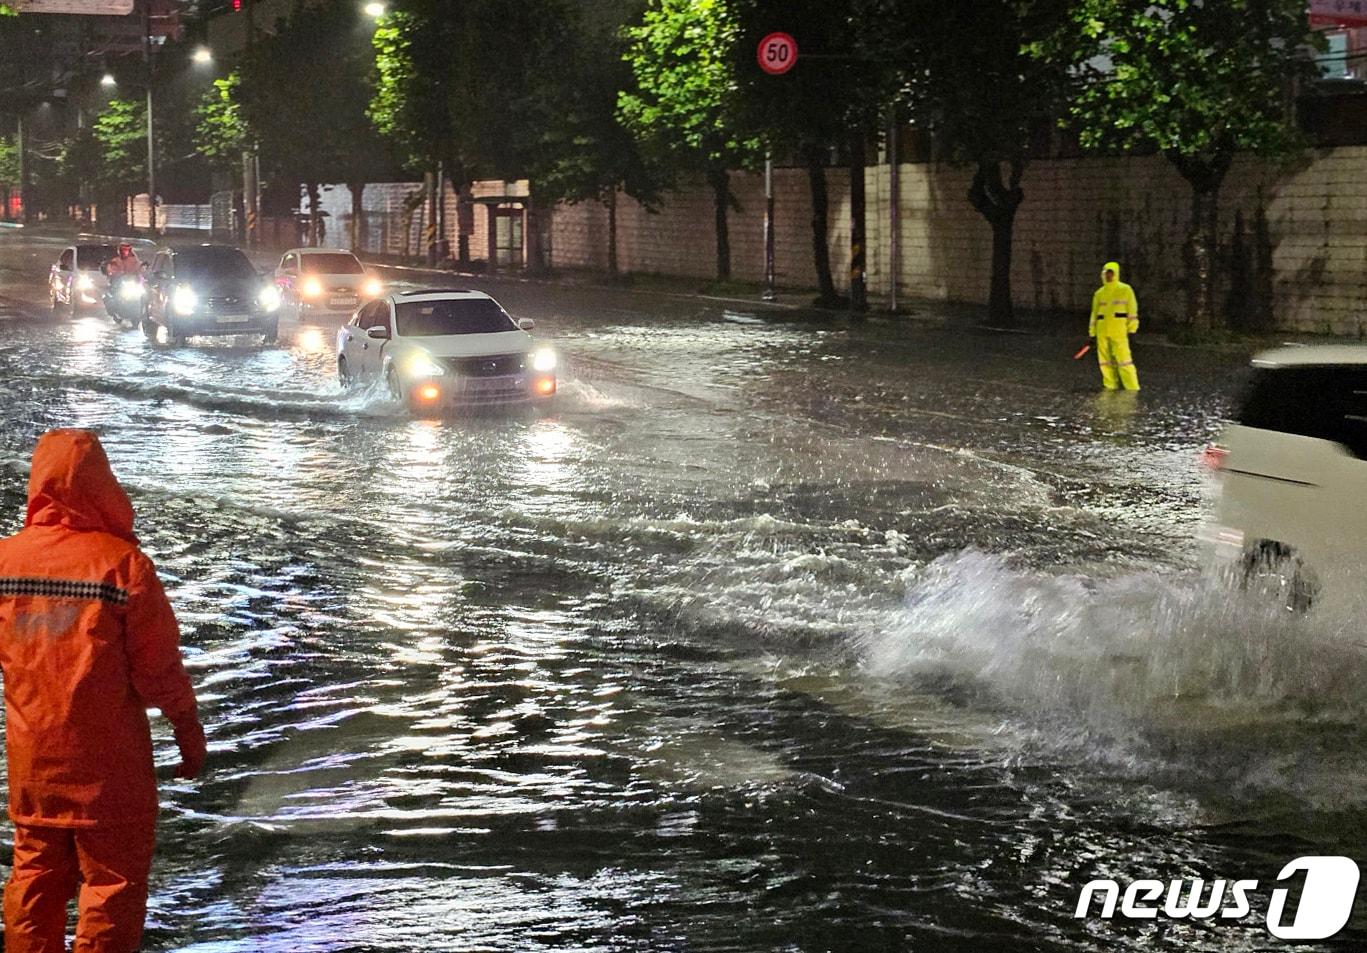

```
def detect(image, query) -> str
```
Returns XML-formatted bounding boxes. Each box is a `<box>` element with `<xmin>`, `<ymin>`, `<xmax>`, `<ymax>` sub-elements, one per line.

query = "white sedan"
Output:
<box><xmin>336</xmin><ymin>289</ymin><xmax>557</xmax><ymax>410</ymax></box>
<box><xmin>275</xmin><ymin>248</ymin><xmax>383</xmax><ymax>318</ymax></box>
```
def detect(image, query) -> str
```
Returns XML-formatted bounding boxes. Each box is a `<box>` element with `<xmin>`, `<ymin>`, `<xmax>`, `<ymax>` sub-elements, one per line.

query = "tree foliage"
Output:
<box><xmin>620</xmin><ymin>0</ymin><xmax>762</xmax><ymax>280</ymax></box>
<box><xmin>236</xmin><ymin>0</ymin><xmax>391</xmax><ymax>202</ymax></box>
<box><xmin>1046</xmin><ymin>0</ymin><xmax>1314</xmax><ymax>329</ymax></box>
<box><xmin>91</xmin><ymin>98</ymin><xmax>150</xmax><ymax>191</ymax></box>
<box><xmin>0</xmin><ymin>135</ymin><xmax>18</xmax><ymax>184</ymax></box>
<box><xmin>370</xmin><ymin>0</ymin><xmax>576</xmax><ymax>185</ymax></box>
<box><xmin>618</xmin><ymin>0</ymin><xmax>759</xmax><ymax>176</ymax></box>
<box><xmin>193</xmin><ymin>71</ymin><xmax>248</xmax><ymax>173</ymax></box>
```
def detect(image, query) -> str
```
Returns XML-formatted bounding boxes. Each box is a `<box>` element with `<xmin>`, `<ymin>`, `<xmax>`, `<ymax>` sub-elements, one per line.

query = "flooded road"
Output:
<box><xmin>1</xmin><ymin>231</ymin><xmax>1363</xmax><ymax>951</ymax></box>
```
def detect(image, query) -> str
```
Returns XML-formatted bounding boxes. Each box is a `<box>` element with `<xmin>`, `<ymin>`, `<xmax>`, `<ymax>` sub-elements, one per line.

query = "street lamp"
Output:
<box><xmin>364</xmin><ymin>2</ymin><xmax>385</xmax><ymax>17</ymax></box>
<box><xmin>192</xmin><ymin>46</ymin><xmax>213</xmax><ymax>66</ymax></box>
<box><xmin>101</xmin><ymin>73</ymin><xmax>116</xmax><ymax>87</ymax></box>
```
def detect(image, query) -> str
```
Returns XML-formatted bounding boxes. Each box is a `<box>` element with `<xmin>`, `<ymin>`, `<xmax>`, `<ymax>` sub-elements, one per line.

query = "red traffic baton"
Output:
<box><xmin>1073</xmin><ymin>341</ymin><xmax>1092</xmax><ymax>360</ymax></box>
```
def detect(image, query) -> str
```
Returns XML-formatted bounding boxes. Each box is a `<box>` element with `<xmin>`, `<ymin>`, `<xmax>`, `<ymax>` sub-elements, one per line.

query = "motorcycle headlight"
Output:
<box><xmin>258</xmin><ymin>285</ymin><xmax>282</xmax><ymax>312</ymax></box>
<box><xmin>300</xmin><ymin>276</ymin><xmax>323</xmax><ymax>298</ymax></box>
<box><xmin>118</xmin><ymin>281</ymin><xmax>145</xmax><ymax>300</ymax></box>
<box><xmin>76</xmin><ymin>273</ymin><xmax>95</xmax><ymax>291</ymax></box>
<box><xmin>171</xmin><ymin>285</ymin><xmax>198</xmax><ymax>316</ymax></box>
<box><xmin>407</xmin><ymin>354</ymin><xmax>446</xmax><ymax>378</ymax></box>
<box><xmin>530</xmin><ymin>348</ymin><xmax>557</xmax><ymax>374</ymax></box>
<box><xmin>363</xmin><ymin>277</ymin><xmax>383</xmax><ymax>298</ymax></box>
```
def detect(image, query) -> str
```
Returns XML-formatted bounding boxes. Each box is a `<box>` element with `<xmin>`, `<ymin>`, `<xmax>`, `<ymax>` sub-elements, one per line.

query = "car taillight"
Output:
<box><xmin>1199</xmin><ymin>444</ymin><xmax>1228</xmax><ymax>471</ymax></box>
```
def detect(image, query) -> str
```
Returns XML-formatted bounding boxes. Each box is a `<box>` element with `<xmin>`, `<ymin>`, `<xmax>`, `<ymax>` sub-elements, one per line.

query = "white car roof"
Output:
<box><xmin>1252</xmin><ymin>345</ymin><xmax>1367</xmax><ymax>368</ymax></box>
<box><xmin>285</xmin><ymin>247</ymin><xmax>361</xmax><ymax>257</ymax></box>
<box><xmin>391</xmin><ymin>288</ymin><xmax>494</xmax><ymax>303</ymax></box>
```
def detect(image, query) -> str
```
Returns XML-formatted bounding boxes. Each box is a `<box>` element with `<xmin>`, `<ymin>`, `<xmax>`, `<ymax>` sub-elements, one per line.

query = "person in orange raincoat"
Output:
<box><xmin>0</xmin><ymin>430</ymin><xmax>205</xmax><ymax>953</ymax></box>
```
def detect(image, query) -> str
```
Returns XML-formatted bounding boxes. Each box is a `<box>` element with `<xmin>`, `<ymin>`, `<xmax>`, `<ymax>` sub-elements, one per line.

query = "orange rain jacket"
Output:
<box><xmin>0</xmin><ymin>430</ymin><xmax>199</xmax><ymax>828</ymax></box>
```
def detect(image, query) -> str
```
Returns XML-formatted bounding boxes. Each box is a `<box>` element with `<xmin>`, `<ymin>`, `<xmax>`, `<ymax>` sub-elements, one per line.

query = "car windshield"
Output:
<box><xmin>300</xmin><ymin>253</ymin><xmax>364</xmax><ymax>275</ymax></box>
<box><xmin>77</xmin><ymin>244</ymin><xmax>117</xmax><ymax>267</ymax></box>
<box><xmin>395</xmin><ymin>298</ymin><xmax>518</xmax><ymax>336</ymax></box>
<box><xmin>175</xmin><ymin>247</ymin><xmax>258</xmax><ymax>281</ymax></box>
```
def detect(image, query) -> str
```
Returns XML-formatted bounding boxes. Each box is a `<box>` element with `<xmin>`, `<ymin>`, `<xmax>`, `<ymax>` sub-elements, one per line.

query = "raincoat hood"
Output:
<box><xmin>1101</xmin><ymin>261</ymin><xmax>1122</xmax><ymax>285</ymax></box>
<box><xmin>24</xmin><ymin>429</ymin><xmax>136</xmax><ymax>542</ymax></box>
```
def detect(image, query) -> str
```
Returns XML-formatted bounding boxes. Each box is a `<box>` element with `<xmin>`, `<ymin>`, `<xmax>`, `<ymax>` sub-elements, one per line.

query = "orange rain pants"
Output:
<box><xmin>4</xmin><ymin>823</ymin><xmax>156</xmax><ymax>953</ymax></box>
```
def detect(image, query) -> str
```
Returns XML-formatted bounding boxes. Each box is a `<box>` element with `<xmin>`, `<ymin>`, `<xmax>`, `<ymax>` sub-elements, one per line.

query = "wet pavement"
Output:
<box><xmin>0</xmin><ymin>230</ymin><xmax>1364</xmax><ymax>951</ymax></box>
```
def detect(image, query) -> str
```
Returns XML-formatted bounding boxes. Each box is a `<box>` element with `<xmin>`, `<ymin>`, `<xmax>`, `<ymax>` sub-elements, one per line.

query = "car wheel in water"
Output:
<box><xmin>386</xmin><ymin>368</ymin><xmax>403</xmax><ymax>401</ymax></box>
<box><xmin>142</xmin><ymin>317</ymin><xmax>158</xmax><ymax>341</ymax></box>
<box><xmin>338</xmin><ymin>357</ymin><xmax>352</xmax><ymax>388</ymax></box>
<box><xmin>261</xmin><ymin>323</ymin><xmax>278</xmax><ymax>346</ymax></box>
<box><xmin>1240</xmin><ymin>540</ymin><xmax>1317</xmax><ymax>613</ymax></box>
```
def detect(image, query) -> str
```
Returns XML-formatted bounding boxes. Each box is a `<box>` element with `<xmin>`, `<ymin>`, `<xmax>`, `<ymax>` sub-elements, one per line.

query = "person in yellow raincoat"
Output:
<box><xmin>1089</xmin><ymin>261</ymin><xmax>1140</xmax><ymax>391</ymax></box>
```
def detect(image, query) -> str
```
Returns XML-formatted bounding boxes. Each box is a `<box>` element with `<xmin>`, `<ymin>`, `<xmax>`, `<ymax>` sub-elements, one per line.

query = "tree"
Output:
<box><xmin>528</xmin><ymin>2</ymin><xmax>662</xmax><ymax>274</ymax></box>
<box><xmin>1048</xmin><ymin>0</ymin><xmax>1313</xmax><ymax>332</ymax></box>
<box><xmin>0</xmin><ymin>135</ymin><xmax>17</xmax><ymax>185</ymax></box>
<box><xmin>193</xmin><ymin>71</ymin><xmax>248</xmax><ymax>175</ymax></box>
<box><xmin>92</xmin><ymin>98</ymin><xmax>151</xmax><ymax>193</ymax></box>
<box><xmin>894</xmin><ymin>0</ymin><xmax>1072</xmax><ymax>327</ymax></box>
<box><xmin>730</xmin><ymin>0</ymin><xmax>895</xmax><ymax>307</ymax></box>
<box><xmin>371</xmin><ymin>0</ymin><xmax>579</xmax><ymax>263</ymax></box>
<box><xmin>620</xmin><ymin>0</ymin><xmax>762</xmax><ymax>282</ymax></box>
<box><xmin>235</xmin><ymin>0</ymin><xmax>393</xmax><ymax>246</ymax></box>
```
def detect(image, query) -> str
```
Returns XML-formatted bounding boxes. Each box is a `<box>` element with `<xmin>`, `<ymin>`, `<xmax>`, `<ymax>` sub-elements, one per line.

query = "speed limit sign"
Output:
<box><xmin>757</xmin><ymin>32</ymin><xmax>798</xmax><ymax>76</ymax></box>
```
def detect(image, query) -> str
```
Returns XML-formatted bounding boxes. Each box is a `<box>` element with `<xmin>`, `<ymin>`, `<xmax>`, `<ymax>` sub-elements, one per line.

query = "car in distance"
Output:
<box><xmin>143</xmin><ymin>244</ymin><xmax>282</xmax><ymax>345</ymax></box>
<box><xmin>274</xmin><ymin>248</ymin><xmax>383</xmax><ymax>318</ymax></box>
<box><xmin>336</xmin><ymin>289</ymin><xmax>556</xmax><ymax>411</ymax></box>
<box><xmin>1203</xmin><ymin>345</ymin><xmax>1367</xmax><ymax>611</ymax></box>
<box><xmin>49</xmin><ymin>242</ymin><xmax>118</xmax><ymax>315</ymax></box>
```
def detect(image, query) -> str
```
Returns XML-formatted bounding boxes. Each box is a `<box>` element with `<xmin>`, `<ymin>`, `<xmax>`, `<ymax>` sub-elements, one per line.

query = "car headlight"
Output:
<box><xmin>171</xmin><ymin>285</ymin><xmax>198</xmax><ymax>316</ymax></box>
<box><xmin>407</xmin><ymin>354</ymin><xmax>446</xmax><ymax>378</ymax></box>
<box><xmin>118</xmin><ymin>281</ymin><xmax>145</xmax><ymax>300</ymax></box>
<box><xmin>76</xmin><ymin>273</ymin><xmax>95</xmax><ymax>291</ymax></box>
<box><xmin>530</xmin><ymin>348</ymin><xmax>557</xmax><ymax>373</ymax></box>
<box><xmin>300</xmin><ymin>276</ymin><xmax>323</xmax><ymax>298</ymax></box>
<box><xmin>363</xmin><ymin>277</ymin><xmax>383</xmax><ymax>298</ymax></box>
<box><xmin>258</xmin><ymin>285</ymin><xmax>282</xmax><ymax>312</ymax></box>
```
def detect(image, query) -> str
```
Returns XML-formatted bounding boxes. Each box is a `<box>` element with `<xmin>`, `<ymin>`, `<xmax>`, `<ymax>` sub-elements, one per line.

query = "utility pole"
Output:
<box><xmin>16</xmin><ymin>114</ymin><xmax>30</xmax><ymax>225</ymax></box>
<box><xmin>143</xmin><ymin>0</ymin><xmax>156</xmax><ymax>236</ymax></box>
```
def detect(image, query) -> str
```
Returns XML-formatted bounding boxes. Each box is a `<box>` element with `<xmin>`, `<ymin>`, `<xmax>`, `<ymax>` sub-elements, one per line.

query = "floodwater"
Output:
<box><xmin>0</xmin><ymin>232</ymin><xmax>1363</xmax><ymax>951</ymax></box>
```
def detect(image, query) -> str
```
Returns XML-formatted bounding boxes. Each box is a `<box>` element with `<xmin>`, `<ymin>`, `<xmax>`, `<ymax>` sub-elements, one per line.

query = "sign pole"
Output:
<box><xmin>763</xmin><ymin>153</ymin><xmax>776</xmax><ymax>301</ymax></box>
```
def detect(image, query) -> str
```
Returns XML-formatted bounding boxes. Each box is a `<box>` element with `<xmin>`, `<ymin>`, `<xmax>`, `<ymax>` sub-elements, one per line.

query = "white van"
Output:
<box><xmin>1205</xmin><ymin>346</ymin><xmax>1367</xmax><ymax>611</ymax></box>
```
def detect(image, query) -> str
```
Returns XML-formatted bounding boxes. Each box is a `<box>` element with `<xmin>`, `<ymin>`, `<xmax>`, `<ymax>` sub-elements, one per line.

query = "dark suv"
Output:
<box><xmin>144</xmin><ymin>244</ymin><xmax>282</xmax><ymax>345</ymax></box>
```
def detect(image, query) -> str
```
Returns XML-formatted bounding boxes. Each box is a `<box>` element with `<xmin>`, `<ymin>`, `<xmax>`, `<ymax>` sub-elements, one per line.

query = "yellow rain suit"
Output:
<box><xmin>1089</xmin><ymin>261</ymin><xmax>1140</xmax><ymax>391</ymax></box>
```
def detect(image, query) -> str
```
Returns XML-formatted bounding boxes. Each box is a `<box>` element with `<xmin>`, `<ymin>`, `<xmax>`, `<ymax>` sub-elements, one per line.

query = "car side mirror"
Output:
<box><xmin>517</xmin><ymin>318</ymin><xmax>535</xmax><ymax>331</ymax></box>
<box><xmin>366</xmin><ymin>325</ymin><xmax>390</xmax><ymax>340</ymax></box>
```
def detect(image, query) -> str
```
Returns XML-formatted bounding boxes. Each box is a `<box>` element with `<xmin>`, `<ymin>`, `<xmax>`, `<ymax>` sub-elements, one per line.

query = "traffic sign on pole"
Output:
<box><xmin>757</xmin><ymin>32</ymin><xmax>798</xmax><ymax>75</ymax></box>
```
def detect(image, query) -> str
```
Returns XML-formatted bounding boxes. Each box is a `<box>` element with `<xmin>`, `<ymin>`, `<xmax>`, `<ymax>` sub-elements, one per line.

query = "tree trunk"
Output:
<box><xmin>967</xmin><ymin>159</ymin><xmax>1025</xmax><ymax>327</ymax></box>
<box><xmin>849</xmin><ymin>133</ymin><xmax>867</xmax><ymax>314</ymax></box>
<box><xmin>347</xmin><ymin>181</ymin><xmax>365</xmax><ymax>253</ymax></box>
<box><xmin>606</xmin><ymin>188</ymin><xmax>618</xmax><ymax>276</ymax></box>
<box><xmin>1169</xmin><ymin>150</ymin><xmax>1232</xmax><ymax>332</ymax></box>
<box><xmin>305</xmin><ymin>181</ymin><xmax>321</xmax><ymax>247</ymax></box>
<box><xmin>803</xmin><ymin>143</ymin><xmax>838</xmax><ymax>305</ymax></box>
<box><xmin>707</xmin><ymin>165</ymin><xmax>731</xmax><ymax>282</ymax></box>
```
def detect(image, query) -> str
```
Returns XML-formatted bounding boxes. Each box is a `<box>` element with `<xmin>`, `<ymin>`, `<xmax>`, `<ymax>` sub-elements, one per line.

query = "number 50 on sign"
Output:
<box><xmin>758</xmin><ymin>32</ymin><xmax>798</xmax><ymax>75</ymax></box>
